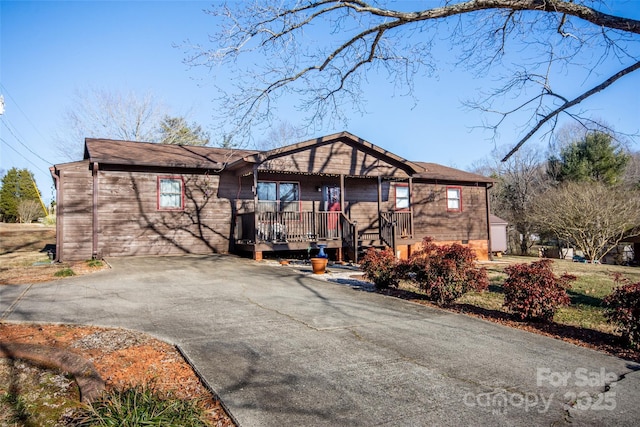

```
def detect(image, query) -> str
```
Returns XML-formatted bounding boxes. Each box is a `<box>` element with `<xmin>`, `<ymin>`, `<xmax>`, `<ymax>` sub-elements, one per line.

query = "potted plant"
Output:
<box><xmin>310</xmin><ymin>244</ymin><xmax>328</xmax><ymax>274</ymax></box>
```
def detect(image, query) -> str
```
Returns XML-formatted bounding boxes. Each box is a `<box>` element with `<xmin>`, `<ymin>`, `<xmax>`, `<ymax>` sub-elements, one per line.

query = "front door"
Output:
<box><xmin>324</xmin><ymin>186</ymin><xmax>341</xmax><ymax>238</ymax></box>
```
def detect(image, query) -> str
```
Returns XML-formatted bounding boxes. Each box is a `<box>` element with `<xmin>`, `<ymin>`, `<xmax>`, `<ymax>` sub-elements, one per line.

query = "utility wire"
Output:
<box><xmin>0</xmin><ymin>83</ymin><xmax>49</xmax><ymax>143</ymax></box>
<box><xmin>0</xmin><ymin>116</ymin><xmax>52</xmax><ymax>166</ymax></box>
<box><xmin>0</xmin><ymin>137</ymin><xmax>51</xmax><ymax>175</ymax></box>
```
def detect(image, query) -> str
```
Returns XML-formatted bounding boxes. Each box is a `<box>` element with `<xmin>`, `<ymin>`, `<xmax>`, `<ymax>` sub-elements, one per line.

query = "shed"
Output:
<box><xmin>490</xmin><ymin>214</ymin><xmax>508</xmax><ymax>253</ymax></box>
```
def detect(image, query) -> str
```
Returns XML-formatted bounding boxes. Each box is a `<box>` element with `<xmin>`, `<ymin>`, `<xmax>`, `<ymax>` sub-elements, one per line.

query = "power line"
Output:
<box><xmin>0</xmin><ymin>83</ymin><xmax>49</xmax><ymax>143</ymax></box>
<box><xmin>0</xmin><ymin>137</ymin><xmax>51</xmax><ymax>176</ymax></box>
<box><xmin>0</xmin><ymin>116</ymin><xmax>52</xmax><ymax>166</ymax></box>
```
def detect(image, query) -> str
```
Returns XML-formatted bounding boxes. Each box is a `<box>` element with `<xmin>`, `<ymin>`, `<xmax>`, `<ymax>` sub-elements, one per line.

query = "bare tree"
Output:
<box><xmin>622</xmin><ymin>151</ymin><xmax>640</xmax><ymax>188</ymax></box>
<box><xmin>57</xmin><ymin>87</ymin><xmax>167</xmax><ymax>160</ymax></box>
<box><xmin>477</xmin><ymin>146</ymin><xmax>548</xmax><ymax>254</ymax></box>
<box><xmin>188</xmin><ymin>0</ymin><xmax>640</xmax><ymax>157</ymax></box>
<box><xmin>255</xmin><ymin>120</ymin><xmax>306</xmax><ymax>150</ymax></box>
<box><xmin>17</xmin><ymin>199</ymin><xmax>43</xmax><ymax>223</ymax></box>
<box><xmin>533</xmin><ymin>181</ymin><xmax>640</xmax><ymax>262</ymax></box>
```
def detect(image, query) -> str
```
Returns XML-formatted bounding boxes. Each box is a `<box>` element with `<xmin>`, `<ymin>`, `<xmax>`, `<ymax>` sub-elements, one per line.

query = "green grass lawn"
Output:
<box><xmin>450</xmin><ymin>255</ymin><xmax>640</xmax><ymax>335</ymax></box>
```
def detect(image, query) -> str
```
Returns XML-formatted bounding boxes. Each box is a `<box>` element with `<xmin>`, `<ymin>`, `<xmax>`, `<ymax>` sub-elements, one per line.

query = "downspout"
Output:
<box><xmin>50</xmin><ymin>167</ymin><xmax>61</xmax><ymax>262</ymax></box>
<box><xmin>485</xmin><ymin>182</ymin><xmax>493</xmax><ymax>261</ymax></box>
<box><xmin>92</xmin><ymin>162</ymin><xmax>99</xmax><ymax>260</ymax></box>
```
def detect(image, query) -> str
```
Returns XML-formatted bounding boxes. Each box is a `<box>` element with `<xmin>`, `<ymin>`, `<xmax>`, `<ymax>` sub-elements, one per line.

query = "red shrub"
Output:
<box><xmin>404</xmin><ymin>237</ymin><xmax>488</xmax><ymax>305</ymax></box>
<box><xmin>360</xmin><ymin>247</ymin><xmax>399</xmax><ymax>289</ymax></box>
<box><xmin>604</xmin><ymin>282</ymin><xmax>640</xmax><ymax>348</ymax></box>
<box><xmin>503</xmin><ymin>259</ymin><xmax>575</xmax><ymax>322</ymax></box>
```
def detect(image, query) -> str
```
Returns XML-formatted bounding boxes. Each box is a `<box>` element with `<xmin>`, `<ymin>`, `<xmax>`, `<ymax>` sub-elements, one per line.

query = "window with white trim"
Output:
<box><xmin>158</xmin><ymin>177</ymin><xmax>184</xmax><ymax>210</ymax></box>
<box><xmin>446</xmin><ymin>187</ymin><xmax>461</xmax><ymax>212</ymax></box>
<box><xmin>395</xmin><ymin>184</ymin><xmax>410</xmax><ymax>210</ymax></box>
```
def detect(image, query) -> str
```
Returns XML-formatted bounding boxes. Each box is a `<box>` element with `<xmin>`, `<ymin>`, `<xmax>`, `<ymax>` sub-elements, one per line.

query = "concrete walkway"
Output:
<box><xmin>1</xmin><ymin>255</ymin><xmax>639</xmax><ymax>426</ymax></box>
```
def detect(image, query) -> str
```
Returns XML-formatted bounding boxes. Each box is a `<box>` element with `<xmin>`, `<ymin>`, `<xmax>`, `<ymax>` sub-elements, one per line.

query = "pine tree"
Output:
<box><xmin>158</xmin><ymin>116</ymin><xmax>210</xmax><ymax>146</ymax></box>
<box><xmin>0</xmin><ymin>168</ymin><xmax>42</xmax><ymax>222</ymax></box>
<box><xmin>548</xmin><ymin>132</ymin><xmax>630</xmax><ymax>185</ymax></box>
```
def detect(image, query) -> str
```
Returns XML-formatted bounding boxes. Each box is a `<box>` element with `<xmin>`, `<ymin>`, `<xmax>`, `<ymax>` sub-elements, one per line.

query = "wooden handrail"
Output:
<box><xmin>380</xmin><ymin>213</ymin><xmax>397</xmax><ymax>255</ymax></box>
<box><xmin>340</xmin><ymin>213</ymin><xmax>358</xmax><ymax>263</ymax></box>
<box><xmin>238</xmin><ymin>211</ymin><xmax>344</xmax><ymax>243</ymax></box>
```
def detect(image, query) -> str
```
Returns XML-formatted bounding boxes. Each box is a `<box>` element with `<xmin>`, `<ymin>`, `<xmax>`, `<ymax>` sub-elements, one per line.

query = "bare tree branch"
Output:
<box><xmin>501</xmin><ymin>60</ymin><xmax>640</xmax><ymax>161</ymax></box>
<box><xmin>188</xmin><ymin>0</ymin><xmax>640</xmax><ymax>150</ymax></box>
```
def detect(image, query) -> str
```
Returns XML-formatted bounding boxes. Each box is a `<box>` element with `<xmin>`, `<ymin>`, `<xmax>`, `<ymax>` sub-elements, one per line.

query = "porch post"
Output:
<box><xmin>340</xmin><ymin>174</ymin><xmax>345</xmax><ymax>210</ymax></box>
<box><xmin>253</xmin><ymin>165</ymin><xmax>262</xmax><ymax>260</ymax></box>
<box><xmin>408</xmin><ymin>176</ymin><xmax>414</xmax><ymax>238</ymax></box>
<box><xmin>377</xmin><ymin>176</ymin><xmax>382</xmax><ymax>211</ymax></box>
<box><xmin>377</xmin><ymin>176</ymin><xmax>382</xmax><ymax>239</ymax></box>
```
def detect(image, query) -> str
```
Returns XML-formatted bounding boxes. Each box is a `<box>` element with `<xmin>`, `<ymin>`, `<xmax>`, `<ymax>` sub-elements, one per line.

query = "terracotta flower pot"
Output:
<box><xmin>310</xmin><ymin>257</ymin><xmax>328</xmax><ymax>274</ymax></box>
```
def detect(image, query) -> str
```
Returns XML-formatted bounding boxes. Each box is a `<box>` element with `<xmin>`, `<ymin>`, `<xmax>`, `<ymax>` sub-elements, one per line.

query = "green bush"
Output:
<box><xmin>503</xmin><ymin>259</ymin><xmax>575</xmax><ymax>322</ymax></box>
<box><xmin>85</xmin><ymin>259</ymin><xmax>104</xmax><ymax>268</ymax></box>
<box><xmin>402</xmin><ymin>237</ymin><xmax>488</xmax><ymax>306</ymax></box>
<box><xmin>54</xmin><ymin>268</ymin><xmax>75</xmax><ymax>277</ymax></box>
<box><xmin>360</xmin><ymin>247</ymin><xmax>399</xmax><ymax>289</ymax></box>
<box><xmin>604</xmin><ymin>281</ymin><xmax>640</xmax><ymax>348</ymax></box>
<box><xmin>68</xmin><ymin>385</ymin><xmax>208</xmax><ymax>427</ymax></box>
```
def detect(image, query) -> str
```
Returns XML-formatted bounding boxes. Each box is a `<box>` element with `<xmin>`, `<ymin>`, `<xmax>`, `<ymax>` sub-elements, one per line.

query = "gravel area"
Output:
<box><xmin>263</xmin><ymin>259</ymin><xmax>376</xmax><ymax>291</ymax></box>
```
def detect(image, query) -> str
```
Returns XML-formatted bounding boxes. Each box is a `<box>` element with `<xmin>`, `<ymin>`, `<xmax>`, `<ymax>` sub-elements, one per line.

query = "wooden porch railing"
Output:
<box><xmin>341</xmin><ymin>215</ymin><xmax>359</xmax><ymax>263</ymax></box>
<box><xmin>379</xmin><ymin>211</ymin><xmax>413</xmax><ymax>254</ymax></box>
<box><xmin>235</xmin><ymin>211</ymin><xmax>345</xmax><ymax>243</ymax></box>
<box><xmin>390</xmin><ymin>211</ymin><xmax>413</xmax><ymax>239</ymax></box>
<box><xmin>379</xmin><ymin>213</ymin><xmax>397</xmax><ymax>254</ymax></box>
<box><xmin>235</xmin><ymin>210</ymin><xmax>411</xmax><ymax>262</ymax></box>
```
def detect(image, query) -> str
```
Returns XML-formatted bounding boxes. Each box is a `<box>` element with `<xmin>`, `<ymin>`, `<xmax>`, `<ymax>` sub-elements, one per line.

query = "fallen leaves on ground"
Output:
<box><xmin>0</xmin><ymin>323</ymin><xmax>235</xmax><ymax>426</ymax></box>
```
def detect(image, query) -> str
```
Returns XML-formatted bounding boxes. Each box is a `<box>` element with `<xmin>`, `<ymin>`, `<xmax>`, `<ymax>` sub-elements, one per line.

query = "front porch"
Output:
<box><xmin>233</xmin><ymin>210</ymin><xmax>415</xmax><ymax>262</ymax></box>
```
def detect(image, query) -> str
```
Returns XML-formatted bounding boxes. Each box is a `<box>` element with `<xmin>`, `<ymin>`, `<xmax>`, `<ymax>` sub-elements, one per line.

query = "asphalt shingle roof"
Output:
<box><xmin>82</xmin><ymin>138</ymin><xmax>492</xmax><ymax>183</ymax></box>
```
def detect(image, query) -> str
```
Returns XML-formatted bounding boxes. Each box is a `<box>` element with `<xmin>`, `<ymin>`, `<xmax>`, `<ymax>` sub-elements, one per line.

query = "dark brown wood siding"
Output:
<box><xmin>259</xmin><ymin>140</ymin><xmax>411</xmax><ymax>177</ymax></box>
<box><xmin>412</xmin><ymin>181</ymin><xmax>489</xmax><ymax>242</ymax></box>
<box><xmin>95</xmin><ymin>170</ymin><xmax>232</xmax><ymax>257</ymax></box>
<box><xmin>344</xmin><ymin>178</ymin><xmax>380</xmax><ymax>231</ymax></box>
<box><xmin>56</xmin><ymin>161</ymin><xmax>93</xmax><ymax>261</ymax></box>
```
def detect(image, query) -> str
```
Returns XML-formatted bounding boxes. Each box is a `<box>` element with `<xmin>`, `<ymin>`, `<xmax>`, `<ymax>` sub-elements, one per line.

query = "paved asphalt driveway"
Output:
<box><xmin>1</xmin><ymin>255</ymin><xmax>639</xmax><ymax>426</ymax></box>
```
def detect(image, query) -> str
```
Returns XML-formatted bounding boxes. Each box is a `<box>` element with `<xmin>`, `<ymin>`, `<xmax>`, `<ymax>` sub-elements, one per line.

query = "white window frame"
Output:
<box><xmin>394</xmin><ymin>184</ymin><xmax>410</xmax><ymax>210</ymax></box>
<box><xmin>158</xmin><ymin>177</ymin><xmax>184</xmax><ymax>210</ymax></box>
<box><xmin>446</xmin><ymin>186</ymin><xmax>462</xmax><ymax>212</ymax></box>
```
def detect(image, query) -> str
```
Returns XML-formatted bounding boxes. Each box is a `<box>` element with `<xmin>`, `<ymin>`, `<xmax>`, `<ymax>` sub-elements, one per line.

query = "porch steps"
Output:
<box><xmin>357</xmin><ymin>239</ymin><xmax>387</xmax><ymax>258</ymax></box>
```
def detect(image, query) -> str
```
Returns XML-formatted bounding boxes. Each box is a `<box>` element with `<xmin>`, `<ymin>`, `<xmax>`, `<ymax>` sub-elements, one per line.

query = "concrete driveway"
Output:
<box><xmin>1</xmin><ymin>255</ymin><xmax>639</xmax><ymax>426</ymax></box>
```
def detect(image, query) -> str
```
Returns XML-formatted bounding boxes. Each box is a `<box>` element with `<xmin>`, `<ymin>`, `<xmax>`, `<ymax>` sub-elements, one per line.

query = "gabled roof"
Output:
<box><xmin>227</xmin><ymin>131</ymin><xmax>424</xmax><ymax>175</ymax></box>
<box><xmin>412</xmin><ymin>162</ymin><xmax>494</xmax><ymax>184</ymax></box>
<box><xmin>84</xmin><ymin>138</ymin><xmax>258</xmax><ymax>169</ymax></box>
<box><xmin>78</xmin><ymin>135</ymin><xmax>492</xmax><ymax>184</ymax></box>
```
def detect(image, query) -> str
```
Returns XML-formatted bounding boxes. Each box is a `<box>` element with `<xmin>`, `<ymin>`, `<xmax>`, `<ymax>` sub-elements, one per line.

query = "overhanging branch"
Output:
<box><xmin>501</xmin><ymin>60</ymin><xmax>640</xmax><ymax>162</ymax></box>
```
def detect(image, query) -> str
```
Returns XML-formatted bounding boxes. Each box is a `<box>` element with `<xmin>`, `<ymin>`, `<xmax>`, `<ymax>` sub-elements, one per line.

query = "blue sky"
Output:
<box><xmin>1</xmin><ymin>0</ymin><xmax>639</xmax><ymax>205</ymax></box>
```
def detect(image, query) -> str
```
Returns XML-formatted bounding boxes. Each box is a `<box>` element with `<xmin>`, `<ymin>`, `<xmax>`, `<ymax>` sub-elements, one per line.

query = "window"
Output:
<box><xmin>158</xmin><ymin>177</ymin><xmax>184</xmax><ymax>210</ymax></box>
<box><xmin>395</xmin><ymin>184</ymin><xmax>410</xmax><ymax>210</ymax></box>
<box><xmin>446</xmin><ymin>187</ymin><xmax>462</xmax><ymax>212</ymax></box>
<box><xmin>257</xmin><ymin>182</ymin><xmax>277</xmax><ymax>212</ymax></box>
<box><xmin>279</xmin><ymin>182</ymin><xmax>299</xmax><ymax>212</ymax></box>
<box><xmin>257</xmin><ymin>181</ymin><xmax>299</xmax><ymax>212</ymax></box>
